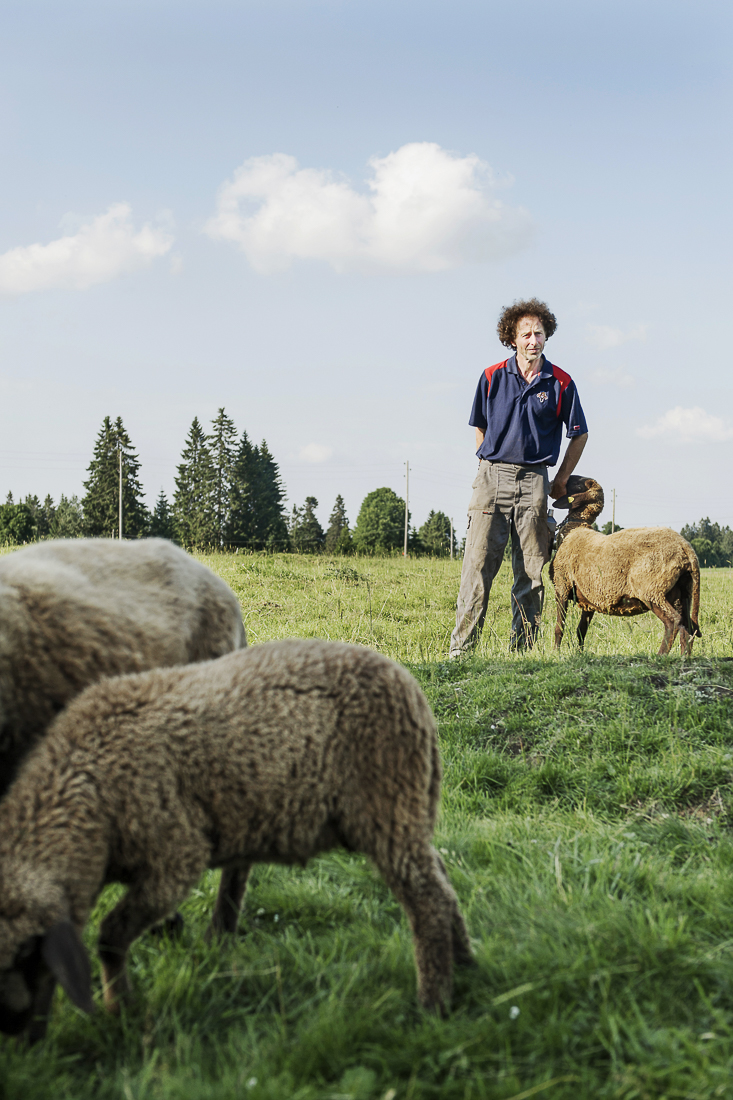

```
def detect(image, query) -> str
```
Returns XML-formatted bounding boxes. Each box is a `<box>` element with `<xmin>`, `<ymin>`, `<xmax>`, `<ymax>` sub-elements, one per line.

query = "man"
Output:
<box><xmin>449</xmin><ymin>298</ymin><xmax>588</xmax><ymax>655</ymax></box>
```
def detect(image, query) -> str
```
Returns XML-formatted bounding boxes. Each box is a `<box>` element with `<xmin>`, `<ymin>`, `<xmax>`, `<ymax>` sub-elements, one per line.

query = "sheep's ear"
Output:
<box><xmin>41</xmin><ymin>921</ymin><xmax>95</xmax><ymax>1015</ymax></box>
<box><xmin>568</xmin><ymin>491</ymin><xmax>594</xmax><ymax>508</ymax></box>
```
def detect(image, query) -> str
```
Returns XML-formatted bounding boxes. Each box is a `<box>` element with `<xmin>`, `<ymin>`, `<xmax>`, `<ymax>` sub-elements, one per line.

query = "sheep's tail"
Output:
<box><xmin>684</xmin><ymin>544</ymin><xmax>702</xmax><ymax>638</ymax></box>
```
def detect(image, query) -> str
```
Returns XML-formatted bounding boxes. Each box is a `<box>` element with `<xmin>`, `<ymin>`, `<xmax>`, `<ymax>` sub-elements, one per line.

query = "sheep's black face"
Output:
<box><xmin>553</xmin><ymin>475</ymin><xmax>604</xmax><ymax>527</ymax></box>
<box><xmin>0</xmin><ymin>936</ymin><xmax>43</xmax><ymax>1036</ymax></box>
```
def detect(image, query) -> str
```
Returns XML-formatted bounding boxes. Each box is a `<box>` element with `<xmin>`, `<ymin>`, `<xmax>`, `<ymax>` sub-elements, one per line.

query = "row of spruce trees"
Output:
<box><xmin>3</xmin><ymin>415</ymin><xmax>728</xmax><ymax>562</ymax></box>
<box><xmin>0</xmin><ymin>412</ymin><xmax>290</xmax><ymax>550</ymax></box>
<box><xmin>0</xmin><ymin>411</ymin><xmax>458</xmax><ymax>556</ymax></box>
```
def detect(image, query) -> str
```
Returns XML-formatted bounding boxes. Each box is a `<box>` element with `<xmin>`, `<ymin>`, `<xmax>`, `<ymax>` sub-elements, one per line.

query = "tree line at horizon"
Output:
<box><xmin>0</xmin><ymin>411</ymin><xmax>458</xmax><ymax>556</ymax></box>
<box><xmin>680</xmin><ymin>518</ymin><xmax>733</xmax><ymax>568</ymax></box>
<box><xmin>1</xmin><ymin>415</ymin><xmax>729</xmax><ymax>564</ymax></box>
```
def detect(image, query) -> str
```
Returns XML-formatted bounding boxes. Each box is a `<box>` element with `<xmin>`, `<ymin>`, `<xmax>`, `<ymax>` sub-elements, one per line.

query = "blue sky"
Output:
<box><xmin>1</xmin><ymin>0</ymin><xmax>730</xmax><ymax>535</ymax></box>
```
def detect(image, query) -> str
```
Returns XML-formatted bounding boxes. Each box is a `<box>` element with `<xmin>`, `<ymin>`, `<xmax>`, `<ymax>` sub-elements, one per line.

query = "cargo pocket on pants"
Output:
<box><xmin>468</xmin><ymin>460</ymin><xmax>498</xmax><ymax>512</ymax></box>
<box><xmin>531</xmin><ymin>468</ymin><xmax>550</xmax><ymax>515</ymax></box>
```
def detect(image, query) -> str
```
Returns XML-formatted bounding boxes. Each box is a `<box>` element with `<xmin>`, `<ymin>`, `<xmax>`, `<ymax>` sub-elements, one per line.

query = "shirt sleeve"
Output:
<box><xmin>560</xmin><ymin>382</ymin><xmax>588</xmax><ymax>438</ymax></box>
<box><xmin>468</xmin><ymin>374</ymin><xmax>489</xmax><ymax>430</ymax></box>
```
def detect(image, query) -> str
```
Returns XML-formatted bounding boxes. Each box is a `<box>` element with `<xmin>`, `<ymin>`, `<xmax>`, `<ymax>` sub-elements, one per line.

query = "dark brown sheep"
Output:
<box><xmin>549</xmin><ymin>476</ymin><xmax>702</xmax><ymax>654</ymax></box>
<box><xmin>0</xmin><ymin>639</ymin><xmax>472</xmax><ymax>1040</ymax></box>
<box><xmin>0</xmin><ymin>538</ymin><xmax>246</xmax><ymax>796</ymax></box>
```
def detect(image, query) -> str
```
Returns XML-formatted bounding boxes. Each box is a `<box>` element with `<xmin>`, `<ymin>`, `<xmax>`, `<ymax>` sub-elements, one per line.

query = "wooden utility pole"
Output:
<box><xmin>403</xmin><ymin>461</ymin><xmax>409</xmax><ymax>557</ymax></box>
<box><xmin>118</xmin><ymin>444</ymin><xmax>123</xmax><ymax>540</ymax></box>
<box><xmin>450</xmin><ymin>517</ymin><xmax>454</xmax><ymax>560</ymax></box>
<box><xmin>611</xmin><ymin>488</ymin><xmax>616</xmax><ymax>534</ymax></box>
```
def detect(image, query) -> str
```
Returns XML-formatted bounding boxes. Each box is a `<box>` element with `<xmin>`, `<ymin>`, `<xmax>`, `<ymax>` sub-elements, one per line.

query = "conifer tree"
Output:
<box><xmin>252</xmin><ymin>440</ymin><xmax>289</xmax><ymax>551</ymax></box>
<box><xmin>226</xmin><ymin>430</ymin><xmax>258</xmax><ymax>550</ymax></box>
<box><xmin>22</xmin><ymin>495</ymin><xmax>42</xmax><ymax>540</ymax></box>
<box><xmin>325</xmin><ymin>494</ymin><xmax>352</xmax><ymax>554</ymax></box>
<box><xmin>288</xmin><ymin>504</ymin><xmax>302</xmax><ymax>544</ymax></box>
<box><xmin>82</xmin><ymin>416</ymin><xmax>148</xmax><ymax>538</ymax></box>
<box><xmin>172</xmin><ymin>418</ymin><xmax>217</xmax><ymax>548</ymax></box>
<box><xmin>209</xmin><ymin>408</ymin><xmax>238</xmax><ymax>547</ymax></box>
<box><xmin>50</xmin><ymin>495</ymin><xmax>84</xmax><ymax>538</ymax></box>
<box><xmin>149</xmin><ymin>490</ymin><xmax>174</xmax><ymax>540</ymax></box>
<box><xmin>41</xmin><ymin>495</ymin><xmax>56</xmax><ymax>538</ymax></box>
<box><xmin>20</xmin><ymin>494</ymin><xmax>56</xmax><ymax>540</ymax></box>
<box><xmin>290</xmin><ymin>496</ymin><xmax>325</xmax><ymax>553</ymax></box>
<box><xmin>418</xmin><ymin>510</ymin><xmax>454</xmax><ymax>556</ymax></box>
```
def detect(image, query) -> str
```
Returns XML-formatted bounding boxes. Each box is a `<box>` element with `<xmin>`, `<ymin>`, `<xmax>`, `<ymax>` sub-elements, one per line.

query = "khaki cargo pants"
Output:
<box><xmin>449</xmin><ymin>460</ymin><xmax>551</xmax><ymax>655</ymax></box>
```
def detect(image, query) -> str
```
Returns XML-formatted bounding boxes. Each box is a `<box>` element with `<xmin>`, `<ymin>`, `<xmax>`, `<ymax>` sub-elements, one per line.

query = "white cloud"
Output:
<box><xmin>299</xmin><ymin>443</ymin><xmax>333</xmax><ymax>463</ymax></box>
<box><xmin>587</xmin><ymin>323</ymin><xmax>646</xmax><ymax>351</ymax></box>
<box><xmin>637</xmin><ymin>406</ymin><xmax>733</xmax><ymax>442</ymax></box>
<box><xmin>592</xmin><ymin>366</ymin><xmax>635</xmax><ymax>388</ymax></box>
<box><xmin>205</xmin><ymin>143</ymin><xmax>533</xmax><ymax>274</ymax></box>
<box><xmin>0</xmin><ymin>203</ymin><xmax>174</xmax><ymax>294</ymax></box>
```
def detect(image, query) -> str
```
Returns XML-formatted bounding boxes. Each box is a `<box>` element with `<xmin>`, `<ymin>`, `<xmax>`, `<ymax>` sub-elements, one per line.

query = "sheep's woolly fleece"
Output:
<box><xmin>0</xmin><ymin>639</ymin><xmax>472</xmax><ymax>1038</ymax></box>
<box><xmin>0</xmin><ymin>538</ymin><xmax>246</xmax><ymax>795</ymax></box>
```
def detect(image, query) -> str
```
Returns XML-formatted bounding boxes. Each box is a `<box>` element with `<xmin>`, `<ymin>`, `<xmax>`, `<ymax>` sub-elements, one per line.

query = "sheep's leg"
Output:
<box><xmin>98</xmin><ymin>871</ymin><xmax>199</xmax><ymax>1013</ymax></box>
<box><xmin>99</xmin><ymin>895</ymin><xmax>161</xmax><ymax>1013</ymax></box>
<box><xmin>434</xmin><ymin>852</ymin><xmax>474</xmax><ymax>966</ymax></box>
<box><xmin>554</xmin><ymin>593</ymin><xmax>570</xmax><ymax>649</ymax></box>
<box><xmin>149</xmin><ymin>912</ymin><xmax>185</xmax><ymax>939</ymax></box>
<box><xmin>208</xmin><ymin>863</ymin><xmax>252</xmax><ymax>938</ymax></box>
<box><xmin>26</xmin><ymin>971</ymin><xmax>57</xmax><ymax>1045</ymax></box>
<box><xmin>667</xmin><ymin>582</ymin><xmax>694</xmax><ymax>656</ymax></box>
<box><xmin>650</xmin><ymin>599</ymin><xmax>682</xmax><ymax>655</ymax></box>
<box><xmin>577</xmin><ymin>609</ymin><xmax>594</xmax><ymax>648</ymax></box>
<box><xmin>383</xmin><ymin>845</ymin><xmax>466</xmax><ymax>1015</ymax></box>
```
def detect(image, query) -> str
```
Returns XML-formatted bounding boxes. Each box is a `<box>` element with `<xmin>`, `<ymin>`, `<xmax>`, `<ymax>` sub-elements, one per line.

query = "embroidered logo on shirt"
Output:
<box><xmin>537</xmin><ymin>391</ymin><xmax>548</xmax><ymax>403</ymax></box>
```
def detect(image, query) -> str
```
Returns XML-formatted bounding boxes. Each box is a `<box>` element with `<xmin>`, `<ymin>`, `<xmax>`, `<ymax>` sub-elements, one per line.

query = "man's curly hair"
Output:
<box><xmin>497</xmin><ymin>298</ymin><xmax>557</xmax><ymax>348</ymax></box>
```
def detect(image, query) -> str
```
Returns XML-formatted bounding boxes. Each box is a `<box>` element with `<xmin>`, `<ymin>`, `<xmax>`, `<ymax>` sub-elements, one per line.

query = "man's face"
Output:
<box><xmin>514</xmin><ymin>315</ymin><xmax>546</xmax><ymax>362</ymax></box>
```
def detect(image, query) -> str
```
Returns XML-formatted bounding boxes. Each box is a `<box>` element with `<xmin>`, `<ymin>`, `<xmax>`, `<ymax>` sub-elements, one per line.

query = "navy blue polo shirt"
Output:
<box><xmin>469</xmin><ymin>355</ymin><xmax>587</xmax><ymax>466</ymax></box>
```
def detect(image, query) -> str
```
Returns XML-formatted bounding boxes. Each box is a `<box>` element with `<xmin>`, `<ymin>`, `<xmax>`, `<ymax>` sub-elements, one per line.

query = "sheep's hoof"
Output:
<box><xmin>148</xmin><ymin>913</ymin><xmax>185</xmax><ymax>939</ymax></box>
<box><xmin>26</xmin><ymin>1017</ymin><xmax>51</xmax><ymax>1045</ymax></box>
<box><xmin>102</xmin><ymin>985</ymin><xmax>125</xmax><ymax>1015</ymax></box>
<box><xmin>455</xmin><ymin>951</ymin><xmax>477</xmax><ymax>969</ymax></box>
<box><xmin>420</xmin><ymin>997</ymin><xmax>449</xmax><ymax>1019</ymax></box>
<box><xmin>418</xmin><ymin>984</ymin><xmax>452</xmax><ymax>1017</ymax></box>
<box><xmin>204</xmin><ymin>918</ymin><xmax>242</xmax><ymax>942</ymax></box>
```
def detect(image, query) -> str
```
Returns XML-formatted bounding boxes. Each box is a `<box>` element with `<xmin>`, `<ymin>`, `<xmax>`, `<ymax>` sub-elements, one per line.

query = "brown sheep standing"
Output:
<box><xmin>0</xmin><ymin>538</ymin><xmax>246</xmax><ymax>796</ymax></box>
<box><xmin>0</xmin><ymin>639</ymin><xmax>472</xmax><ymax>1040</ymax></box>
<box><xmin>549</xmin><ymin>476</ymin><xmax>702</xmax><ymax>654</ymax></box>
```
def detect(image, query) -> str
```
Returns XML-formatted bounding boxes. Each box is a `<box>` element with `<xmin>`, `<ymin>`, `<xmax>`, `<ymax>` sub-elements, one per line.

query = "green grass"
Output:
<box><xmin>203</xmin><ymin>551</ymin><xmax>733</xmax><ymax>661</ymax></box>
<box><xmin>1</xmin><ymin>551</ymin><xmax>733</xmax><ymax>1099</ymax></box>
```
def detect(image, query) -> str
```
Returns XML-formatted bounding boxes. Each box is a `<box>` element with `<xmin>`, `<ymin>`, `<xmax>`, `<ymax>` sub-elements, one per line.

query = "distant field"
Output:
<box><xmin>1</xmin><ymin>549</ymin><xmax>733</xmax><ymax>1099</ymax></box>
<box><xmin>202</xmin><ymin>551</ymin><xmax>733</xmax><ymax>661</ymax></box>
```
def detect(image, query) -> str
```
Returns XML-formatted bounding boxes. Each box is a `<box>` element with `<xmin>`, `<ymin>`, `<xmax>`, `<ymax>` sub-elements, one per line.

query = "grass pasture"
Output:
<box><xmin>1</xmin><ymin>552</ymin><xmax>733</xmax><ymax>1099</ymax></box>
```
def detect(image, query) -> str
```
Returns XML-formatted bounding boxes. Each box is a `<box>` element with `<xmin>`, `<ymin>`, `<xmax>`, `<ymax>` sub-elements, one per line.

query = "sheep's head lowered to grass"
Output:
<box><xmin>552</xmin><ymin>475</ymin><xmax>604</xmax><ymax>548</ymax></box>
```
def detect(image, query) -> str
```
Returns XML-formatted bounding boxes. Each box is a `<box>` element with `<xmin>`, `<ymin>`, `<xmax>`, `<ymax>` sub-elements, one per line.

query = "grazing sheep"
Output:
<box><xmin>0</xmin><ymin>538</ymin><xmax>246</xmax><ymax>796</ymax></box>
<box><xmin>549</xmin><ymin>476</ymin><xmax>702</xmax><ymax>654</ymax></box>
<box><xmin>0</xmin><ymin>639</ymin><xmax>472</xmax><ymax>1039</ymax></box>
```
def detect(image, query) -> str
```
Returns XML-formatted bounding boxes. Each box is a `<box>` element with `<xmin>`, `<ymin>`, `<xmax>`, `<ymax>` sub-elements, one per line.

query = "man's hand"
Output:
<box><xmin>549</xmin><ymin>432</ymin><xmax>587</xmax><ymax>500</ymax></box>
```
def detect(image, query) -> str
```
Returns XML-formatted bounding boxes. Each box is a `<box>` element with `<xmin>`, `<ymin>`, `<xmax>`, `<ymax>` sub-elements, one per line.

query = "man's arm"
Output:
<box><xmin>549</xmin><ymin>432</ymin><xmax>588</xmax><ymax>498</ymax></box>
<box><xmin>475</xmin><ymin>427</ymin><xmax>486</xmax><ymax>451</ymax></box>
